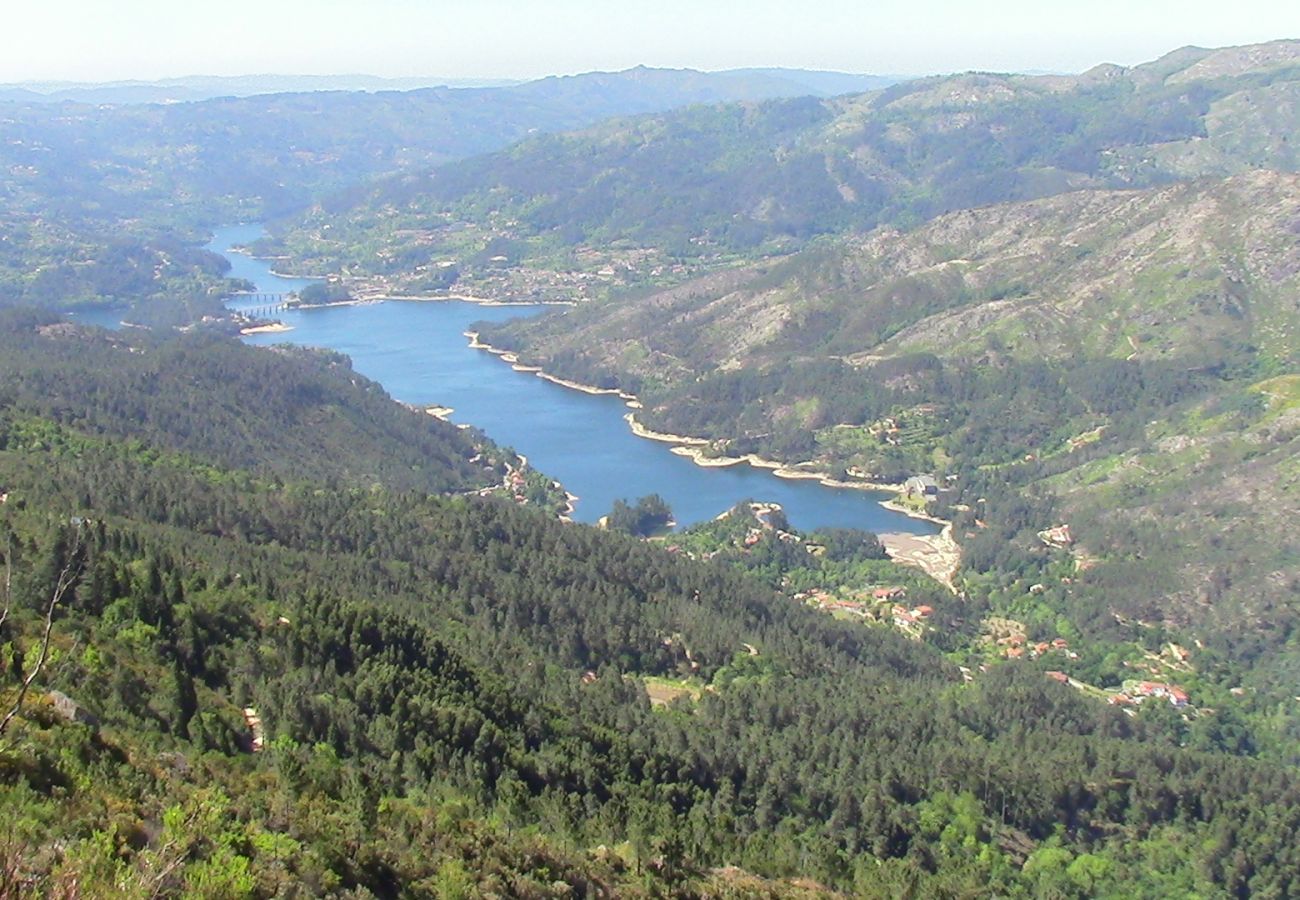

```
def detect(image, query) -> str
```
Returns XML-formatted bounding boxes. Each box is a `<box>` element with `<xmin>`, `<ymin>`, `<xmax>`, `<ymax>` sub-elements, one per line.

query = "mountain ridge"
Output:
<box><xmin>261</xmin><ymin>40</ymin><xmax>1300</xmax><ymax>300</ymax></box>
<box><xmin>0</xmin><ymin>65</ymin><xmax>899</xmax><ymax>106</ymax></box>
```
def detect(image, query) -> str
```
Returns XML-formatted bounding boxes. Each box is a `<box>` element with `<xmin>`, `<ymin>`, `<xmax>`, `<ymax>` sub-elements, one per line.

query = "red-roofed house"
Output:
<box><xmin>892</xmin><ymin>609</ymin><xmax>919</xmax><ymax>629</ymax></box>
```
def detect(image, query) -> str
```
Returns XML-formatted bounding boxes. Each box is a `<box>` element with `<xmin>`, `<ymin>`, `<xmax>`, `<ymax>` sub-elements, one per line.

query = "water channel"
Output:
<box><xmin>210</xmin><ymin>225</ymin><xmax>937</xmax><ymax>535</ymax></box>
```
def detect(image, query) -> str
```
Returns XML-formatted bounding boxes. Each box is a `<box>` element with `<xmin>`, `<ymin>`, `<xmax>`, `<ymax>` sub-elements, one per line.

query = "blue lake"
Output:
<box><xmin>209</xmin><ymin>225</ymin><xmax>936</xmax><ymax>536</ymax></box>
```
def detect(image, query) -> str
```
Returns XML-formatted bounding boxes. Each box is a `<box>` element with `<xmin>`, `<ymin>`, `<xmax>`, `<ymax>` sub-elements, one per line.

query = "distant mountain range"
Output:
<box><xmin>0</xmin><ymin>74</ymin><xmax>521</xmax><ymax>104</ymax></box>
<box><xmin>268</xmin><ymin>40</ymin><xmax>1300</xmax><ymax>285</ymax></box>
<box><xmin>0</xmin><ymin>65</ymin><xmax>908</xmax><ymax>228</ymax></box>
<box><xmin>0</xmin><ymin>67</ymin><xmax>900</xmax><ymax>105</ymax></box>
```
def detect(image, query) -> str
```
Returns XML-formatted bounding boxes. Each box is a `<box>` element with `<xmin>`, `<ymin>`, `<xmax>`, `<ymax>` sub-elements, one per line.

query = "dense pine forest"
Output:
<box><xmin>2</xmin><ymin>315</ymin><xmax>1298</xmax><ymax>897</ymax></box>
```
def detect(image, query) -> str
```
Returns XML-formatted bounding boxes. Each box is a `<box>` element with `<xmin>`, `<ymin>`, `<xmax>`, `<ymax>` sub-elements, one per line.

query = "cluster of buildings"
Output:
<box><xmin>741</xmin><ymin>525</ymin><xmax>801</xmax><ymax>547</ymax></box>
<box><xmin>890</xmin><ymin>602</ymin><xmax>933</xmax><ymax>633</ymax></box>
<box><xmin>503</xmin><ymin>468</ymin><xmax>530</xmax><ymax>502</ymax></box>
<box><xmin>873</xmin><ymin>416</ymin><xmax>901</xmax><ymax>446</ymax></box>
<box><xmin>738</xmin><ymin>503</ymin><xmax>800</xmax><ymax>547</ymax></box>
<box><xmin>1043</xmin><ymin>668</ymin><xmax>1195</xmax><ymax>716</ymax></box>
<box><xmin>996</xmin><ymin>633</ymin><xmax>1077</xmax><ymax>661</ymax></box>
<box><xmin>1111</xmin><ymin>680</ymin><xmax>1190</xmax><ymax>708</ymax></box>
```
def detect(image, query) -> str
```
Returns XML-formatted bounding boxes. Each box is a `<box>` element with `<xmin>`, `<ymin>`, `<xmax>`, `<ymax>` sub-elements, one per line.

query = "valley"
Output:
<box><xmin>214</xmin><ymin>225</ymin><xmax>940</xmax><ymax>536</ymax></box>
<box><xmin>1</xmin><ymin>34</ymin><xmax>1299</xmax><ymax>898</ymax></box>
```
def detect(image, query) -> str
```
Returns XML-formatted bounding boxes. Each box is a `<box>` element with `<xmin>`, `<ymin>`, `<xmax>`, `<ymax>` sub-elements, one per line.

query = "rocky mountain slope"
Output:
<box><xmin>478</xmin><ymin>171</ymin><xmax>1300</xmax><ymax>693</ymax></box>
<box><xmin>264</xmin><ymin>41</ymin><xmax>1300</xmax><ymax>297</ymax></box>
<box><xmin>492</xmin><ymin>171</ymin><xmax>1298</xmax><ymax>376</ymax></box>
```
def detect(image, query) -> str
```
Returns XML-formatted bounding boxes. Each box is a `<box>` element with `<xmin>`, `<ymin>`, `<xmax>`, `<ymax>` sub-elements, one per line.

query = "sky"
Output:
<box><xmin>2</xmin><ymin>0</ymin><xmax>1297</xmax><ymax>83</ymax></box>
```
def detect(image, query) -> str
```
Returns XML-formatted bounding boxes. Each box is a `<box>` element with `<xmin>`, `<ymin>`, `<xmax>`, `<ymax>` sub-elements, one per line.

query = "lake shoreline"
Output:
<box><xmin>466</xmin><ymin>331</ymin><xmax>643</xmax><ymax>403</ymax></box>
<box><xmin>215</xmin><ymin>222</ymin><xmax>950</xmax><ymax>557</ymax></box>
<box><xmin>464</xmin><ymin>330</ymin><xmax>961</xmax><ymax>584</ymax></box>
<box><xmin>464</xmin><ymin>331</ymin><xmax>951</xmax><ymax>521</ymax></box>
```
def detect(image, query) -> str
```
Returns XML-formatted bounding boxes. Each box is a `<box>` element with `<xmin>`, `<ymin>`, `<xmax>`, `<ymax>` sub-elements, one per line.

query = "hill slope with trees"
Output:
<box><xmin>2</xmin><ymin>314</ymin><xmax>1298</xmax><ymax>895</ymax></box>
<box><xmin>476</xmin><ymin>170</ymin><xmax>1300</xmax><ymax>734</ymax></box>
<box><xmin>261</xmin><ymin>41</ymin><xmax>1300</xmax><ymax>300</ymax></box>
<box><xmin>0</xmin><ymin>66</ymin><xmax>888</xmax><ymax>320</ymax></box>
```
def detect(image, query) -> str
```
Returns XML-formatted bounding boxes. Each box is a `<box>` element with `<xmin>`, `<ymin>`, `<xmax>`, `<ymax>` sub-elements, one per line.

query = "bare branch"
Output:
<box><xmin>0</xmin><ymin>528</ymin><xmax>84</xmax><ymax>739</ymax></box>
<box><xmin>0</xmin><ymin>530</ymin><xmax>12</xmax><ymax>634</ymax></box>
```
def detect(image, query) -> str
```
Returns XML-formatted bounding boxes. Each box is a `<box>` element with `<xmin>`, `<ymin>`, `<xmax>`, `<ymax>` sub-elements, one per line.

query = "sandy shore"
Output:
<box><xmin>878</xmin><ymin>500</ymin><xmax>951</xmax><ymax>527</ymax></box>
<box><xmin>625</xmin><ymin>414</ymin><xmax>711</xmax><ymax>446</ymax></box>
<box><xmin>666</xmin><ymin>442</ymin><xmax>905</xmax><ymax>494</ymax></box>
<box><xmin>536</xmin><ymin>371</ymin><xmax>635</xmax><ymax>398</ymax></box>
<box><xmin>558</xmin><ymin>489</ymin><xmax>580</xmax><ymax>522</ymax></box>
<box><xmin>239</xmin><ymin>322</ymin><xmax>294</xmax><ymax>335</ymax></box>
<box><xmin>387</xmin><ymin>293</ymin><xmax>543</xmax><ymax>306</ymax></box>
<box><xmin>879</xmin><ymin>525</ymin><xmax>961</xmax><ymax>592</ymax></box>
<box><xmin>269</xmin><ymin>269</ymin><xmax>326</xmax><ymax>280</ymax></box>
<box><xmin>343</xmin><ymin>290</ymin><xmax>576</xmax><ymax>308</ymax></box>
<box><xmin>444</xmin><ymin>293</ymin><xmax>576</xmax><ymax>307</ymax></box>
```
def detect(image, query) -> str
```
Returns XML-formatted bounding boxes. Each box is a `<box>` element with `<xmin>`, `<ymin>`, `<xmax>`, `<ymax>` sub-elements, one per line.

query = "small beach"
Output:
<box><xmin>239</xmin><ymin>322</ymin><xmax>294</xmax><ymax>335</ymax></box>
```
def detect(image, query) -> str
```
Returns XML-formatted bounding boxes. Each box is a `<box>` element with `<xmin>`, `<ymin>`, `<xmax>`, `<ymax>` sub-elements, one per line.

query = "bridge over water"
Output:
<box><xmin>231</xmin><ymin>292</ymin><xmax>292</xmax><ymax>317</ymax></box>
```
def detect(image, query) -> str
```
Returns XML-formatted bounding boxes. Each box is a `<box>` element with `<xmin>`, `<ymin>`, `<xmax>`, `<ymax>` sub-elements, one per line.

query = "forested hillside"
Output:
<box><xmin>476</xmin><ymin>168</ymin><xmax>1300</xmax><ymax>759</ymax></box>
<box><xmin>0</xmin><ymin>310</ymin><xmax>496</xmax><ymax>493</ymax></box>
<box><xmin>0</xmin><ymin>66</ymin><xmax>883</xmax><ymax>319</ymax></box>
<box><xmin>0</xmin><ymin>67</ymin><xmax>900</xmax><ymax>224</ymax></box>
<box><xmin>3</xmin><ymin>314</ymin><xmax>1299</xmax><ymax>896</ymax></box>
<box><xmin>262</xmin><ymin>41</ymin><xmax>1300</xmax><ymax>300</ymax></box>
<box><xmin>481</xmin><ymin>171</ymin><xmax>1299</xmax><ymax>395</ymax></box>
<box><xmin>4</xmin><ymin>35</ymin><xmax>1300</xmax><ymax>898</ymax></box>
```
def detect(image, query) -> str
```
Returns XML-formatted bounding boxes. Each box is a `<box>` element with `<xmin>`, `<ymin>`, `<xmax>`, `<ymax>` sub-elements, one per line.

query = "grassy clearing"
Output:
<box><xmin>642</xmin><ymin>675</ymin><xmax>703</xmax><ymax>707</ymax></box>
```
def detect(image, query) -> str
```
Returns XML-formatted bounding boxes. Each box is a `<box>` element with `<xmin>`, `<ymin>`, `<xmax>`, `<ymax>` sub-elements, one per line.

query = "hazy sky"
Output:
<box><xmin>3</xmin><ymin>0</ymin><xmax>1296</xmax><ymax>82</ymax></box>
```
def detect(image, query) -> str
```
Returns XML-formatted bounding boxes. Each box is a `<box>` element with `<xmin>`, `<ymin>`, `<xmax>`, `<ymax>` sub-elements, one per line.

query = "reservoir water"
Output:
<box><xmin>209</xmin><ymin>225</ymin><xmax>936</xmax><ymax>536</ymax></box>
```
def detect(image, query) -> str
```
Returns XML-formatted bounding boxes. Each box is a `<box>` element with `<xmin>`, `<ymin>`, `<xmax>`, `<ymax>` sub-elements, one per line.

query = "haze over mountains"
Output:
<box><xmin>0</xmin><ymin>66</ymin><xmax>898</xmax><ymax>105</ymax></box>
<box><xmin>0</xmin><ymin>65</ymin><xmax>901</xmax><ymax>324</ymax></box>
